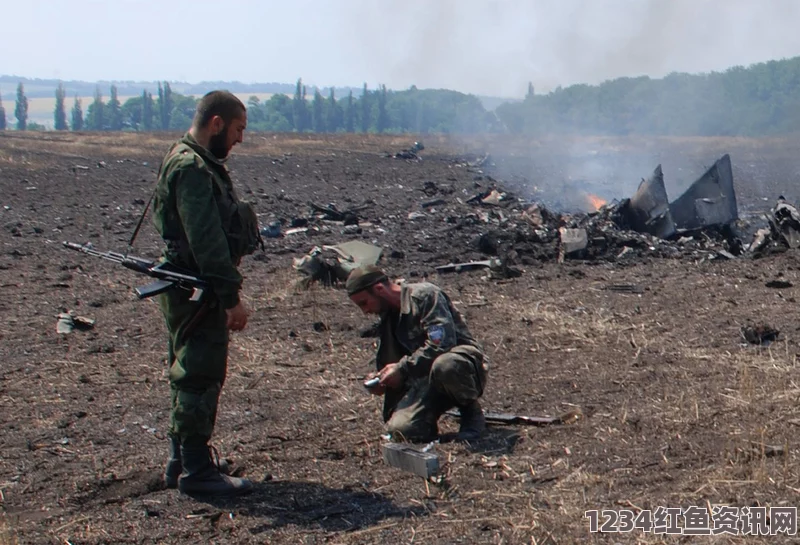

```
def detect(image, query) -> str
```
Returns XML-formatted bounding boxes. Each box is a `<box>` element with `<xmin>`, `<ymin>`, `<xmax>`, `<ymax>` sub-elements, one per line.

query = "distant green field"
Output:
<box><xmin>4</xmin><ymin>92</ymin><xmax>276</xmax><ymax>129</ymax></box>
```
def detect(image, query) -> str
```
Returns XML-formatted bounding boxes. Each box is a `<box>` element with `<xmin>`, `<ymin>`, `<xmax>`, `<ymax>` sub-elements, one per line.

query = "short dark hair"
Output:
<box><xmin>193</xmin><ymin>90</ymin><xmax>246</xmax><ymax>128</ymax></box>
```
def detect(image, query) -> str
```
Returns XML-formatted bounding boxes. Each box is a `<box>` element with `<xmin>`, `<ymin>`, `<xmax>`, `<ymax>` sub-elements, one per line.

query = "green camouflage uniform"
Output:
<box><xmin>375</xmin><ymin>282</ymin><xmax>487</xmax><ymax>441</ymax></box>
<box><xmin>152</xmin><ymin>132</ymin><xmax>258</xmax><ymax>447</ymax></box>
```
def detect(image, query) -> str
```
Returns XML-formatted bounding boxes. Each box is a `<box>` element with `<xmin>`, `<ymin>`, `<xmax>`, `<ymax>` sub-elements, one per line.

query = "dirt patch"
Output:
<box><xmin>2</xmin><ymin>131</ymin><xmax>800</xmax><ymax>543</ymax></box>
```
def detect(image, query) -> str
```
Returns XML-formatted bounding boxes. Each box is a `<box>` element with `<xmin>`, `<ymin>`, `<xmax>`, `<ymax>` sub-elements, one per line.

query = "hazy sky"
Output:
<box><xmin>6</xmin><ymin>0</ymin><xmax>800</xmax><ymax>97</ymax></box>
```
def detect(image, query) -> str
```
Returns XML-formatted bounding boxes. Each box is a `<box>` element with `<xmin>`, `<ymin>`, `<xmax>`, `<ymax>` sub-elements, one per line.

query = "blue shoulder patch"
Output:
<box><xmin>428</xmin><ymin>325</ymin><xmax>445</xmax><ymax>345</ymax></box>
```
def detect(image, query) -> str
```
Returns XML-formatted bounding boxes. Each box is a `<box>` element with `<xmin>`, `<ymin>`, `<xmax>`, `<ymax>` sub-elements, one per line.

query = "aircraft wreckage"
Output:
<box><xmin>279</xmin><ymin>153</ymin><xmax>799</xmax><ymax>288</ymax></box>
<box><xmin>616</xmin><ymin>154</ymin><xmax>738</xmax><ymax>240</ymax></box>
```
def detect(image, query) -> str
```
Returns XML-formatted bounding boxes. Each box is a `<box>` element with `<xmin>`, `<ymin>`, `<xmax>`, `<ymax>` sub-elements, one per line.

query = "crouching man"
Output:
<box><xmin>346</xmin><ymin>266</ymin><xmax>488</xmax><ymax>442</ymax></box>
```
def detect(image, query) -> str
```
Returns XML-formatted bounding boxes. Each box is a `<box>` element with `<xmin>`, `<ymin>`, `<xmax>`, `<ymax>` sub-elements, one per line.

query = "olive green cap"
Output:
<box><xmin>346</xmin><ymin>265</ymin><xmax>388</xmax><ymax>296</ymax></box>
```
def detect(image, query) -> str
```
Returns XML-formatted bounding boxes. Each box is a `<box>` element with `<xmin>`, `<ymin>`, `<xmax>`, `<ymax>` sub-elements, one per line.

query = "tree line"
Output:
<box><xmin>5</xmin><ymin>55</ymin><xmax>800</xmax><ymax>135</ymax></box>
<box><xmin>245</xmin><ymin>79</ymin><xmax>501</xmax><ymax>134</ymax></box>
<box><xmin>4</xmin><ymin>81</ymin><xmax>195</xmax><ymax>132</ymax></box>
<box><xmin>2</xmin><ymin>79</ymin><xmax>496</xmax><ymax>134</ymax></box>
<box><xmin>497</xmin><ymin>56</ymin><xmax>800</xmax><ymax>136</ymax></box>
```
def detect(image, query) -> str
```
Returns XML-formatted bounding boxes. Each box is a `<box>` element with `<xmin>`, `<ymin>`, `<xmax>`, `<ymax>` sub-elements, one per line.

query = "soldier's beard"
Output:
<box><xmin>209</xmin><ymin>126</ymin><xmax>230</xmax><ymax>159</ymax></box>
<box><xmin>375</xmin><ymin>296</ymin><xmax>393</xmax><ymax>315</ymax></box>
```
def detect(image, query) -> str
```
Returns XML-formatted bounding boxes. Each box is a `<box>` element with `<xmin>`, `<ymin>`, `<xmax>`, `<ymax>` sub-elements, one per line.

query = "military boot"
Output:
<box><xmin>164</xmin><ymin>436</ymin><xmax>232</xmax><ymax>489</ymax></box>
<box><xmin>456</xmin><ymin>400</ymin><xmax>486</xmax><ymax>442</ymax></box>
<box><xmin>164</xmin><ymin>435</ymin><xmax>182</xmax><ymax>489</ymax></box>
<box><xmin>178</xmin><ymin>445</ymin><xmax>253</xmax><ymax>497</ymax></box>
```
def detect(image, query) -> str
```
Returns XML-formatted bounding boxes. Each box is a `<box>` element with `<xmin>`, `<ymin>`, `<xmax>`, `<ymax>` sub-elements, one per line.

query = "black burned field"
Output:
<box><xmin>3</xmin><ymin>131</ymin><xmax>800</xmax><ymax>544</ymax></box>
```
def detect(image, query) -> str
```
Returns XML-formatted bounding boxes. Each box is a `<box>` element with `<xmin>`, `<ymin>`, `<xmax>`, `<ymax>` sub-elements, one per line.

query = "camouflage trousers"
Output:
<box><xmin>387</xmin><ymin>345</ymin><xmax>487</xmax><ymax>442</ymax></box>
<box><xmin>158</xmin><ymin>289</ymin><xmax>228</xmax><ymax>447</ymax></box>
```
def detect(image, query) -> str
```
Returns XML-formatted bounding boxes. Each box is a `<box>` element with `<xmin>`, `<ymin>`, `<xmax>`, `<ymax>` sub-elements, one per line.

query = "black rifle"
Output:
<box><xmin>444</xmin><ymin>407</ymin><xmax>582</xmax><ymax>427</ymax></box>
<box><xmin>63</xmin><ymin>241</ymin><xmax>208</xmax><ymax>301</ymax></box>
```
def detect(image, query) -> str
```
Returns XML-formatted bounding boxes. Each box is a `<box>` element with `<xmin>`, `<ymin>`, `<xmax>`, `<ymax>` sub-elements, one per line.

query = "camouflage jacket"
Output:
<box><xmin>152</xmin><ymin>132</ymin><xmax>248</xmax><ymax>310</ymax></box>
<box><xmin>383</xmin><ymin>282</ymin><xmax>483</xmax><ymax>379</ymax></box>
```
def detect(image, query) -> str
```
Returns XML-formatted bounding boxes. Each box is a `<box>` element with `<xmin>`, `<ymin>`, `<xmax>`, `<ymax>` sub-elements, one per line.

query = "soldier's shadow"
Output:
<box><xmin>194</xmin><ymin>480</ymin><xmax>426</xmax><ymax>534</ymax></box>
<box><xmin>439</xmin><ymin>426</ymin><xmax>521</xmax><ymax>455</ymax></box>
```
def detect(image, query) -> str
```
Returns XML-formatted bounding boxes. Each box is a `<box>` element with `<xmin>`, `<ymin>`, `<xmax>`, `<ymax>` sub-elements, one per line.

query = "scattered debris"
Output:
<box><xmin>293</xmin><ymin>241</ymin><xmax>383</xmax><ymax>290</ymax></box>
<box><xmin>417</xmin><ymin>155</ymin><xmax>747</xmax><ymax>266</ymax></box>
<box><xmin>312</xmin><ymin>321</ymin><xmax>329</xmax><ymax>332</ymax></box>
<box><xmin>185</xmin><ymin>510</ymin><xmax>223</xmax><ymax>522</ymax></box>
<box><xmin>293</xmin><ymin>247</ymin><xmax>339</xmax><ymax>290</ymax></box>
<box><xmin>286</xmin><ymin>152</ymin><xmax>798</xmax><ymax>278</ymax></box>
<box><xmin>284</xmin><ymin>226</ymin><xmax>309</xmax><ymax>236</ymax></box>
<box><xmin>558</xmin><ymin>228</ymin><xmax>588</xmax><ymax>261</ymax></box>
<box><xmin>260</xmin><ymin>221</ymin><xmax>283</xmax><ymax>238</ymax></box>
<box><xmin>435</xmin><ymin>259</ymin><xmax>500</xmax><ymax>274</ymax></box>
<box><xmin>765</xmin><ymin>280</ymin><xmax>793</xmax><ymax>289</ymax></box>
<box><xmin>748</xmin><ymin>228</ymin><xmax>772</xmax><ymax>254</ymax></box>
<box><xmin>603</xmin><ymin>284</ymin><xmax>644</xmax><ymax>294</ymax></box>
<box><xmin>56</xmin><ymin>312</ymin><xmax>96</xmax><ymax>334</ymax></box>
<box><xmin>391</xmin><ymin>141</ymin><xmax>425</xmax><ymax>161</ymax></box>
<box><xmin>341</xmin><ymin>224</ymin><xmax>361</xmax><ymax>235</ymax></box>
<box><xmin>742</xmin><ymin>197</ymin><xmax>800</xmax><ymax>256</ymax></box>
<box><xmin>468</xmin><ymin>153</ymin><xmax>492</xmax><ymax>169</ymax></box>
<box><xmin>480</xmin><ymin>189</ymin><xmax>505</xmax><ymax>206</ymax></box>
<box><xmin>420</xmin><ymin>180</ymin><xmax>454</xmax><ymax>197</ymax></box>
<box><xmin>308</xmin><ymin>202</ymin><xmax>364</xmax><ymax>225</ymax></box>
<box><xmin>768</xmin><ymin>197</ymin><xmax>800</xmax><ymax>249</ymax></box>
<box><xmin>741</xmin><ymin>323</ymin><xmax>779</xmax><ymax>345</ymax></box>
<box><xmin>421</xmin><ymin>198</ymin><xmax>447</xmax><ymax>209</ymax></box>
<box><xmin>326</xmin><ymin>241</ymin><xmax>383</xmax><ymax>271</ymax></box>
<box><xmin>522</xmin><ymin>204</ymin><xmax>544</xmax><ymax>227</ymax></box>
<box><xmin>746</xmin><ymin>441</ymin><xmax>785</xmax><ymax>458</ymax></box>
<box><xmin>466</xmin><ymin>187</ymin><xmax>513</xmax><ymax>206</ymax></box>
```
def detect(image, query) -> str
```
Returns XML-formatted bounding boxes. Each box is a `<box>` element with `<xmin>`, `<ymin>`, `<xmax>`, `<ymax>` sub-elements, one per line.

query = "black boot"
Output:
<box><xmin>164</xmin><ymin>435</ymin><xmax>182</xmax><ymax>489</ymax></box>
<box><xmin>457</xmin><ymin>400</ymin><xmax>486</xmax><ymax>441</ymax></box>
<box><xmin>164</xmin><ymin>437</ymin><xmax>232</xmax><ymax>489</ymax></box>
<box><xmin>178</xmin><ymin>445</ymin><xmax>253</xmax><ymax>497</ymax></box>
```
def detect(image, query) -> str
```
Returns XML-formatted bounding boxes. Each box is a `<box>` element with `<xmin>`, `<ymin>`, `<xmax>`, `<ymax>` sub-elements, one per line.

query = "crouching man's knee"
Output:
<box><xmin>429</xmin><ymin>346</ymin><xmax>486</xmax><ymax>406</ymax></box>
<box><xmin>387</xmin><ymin>409</ymin><xmax>438</xmax><ymax>443</ymax></box>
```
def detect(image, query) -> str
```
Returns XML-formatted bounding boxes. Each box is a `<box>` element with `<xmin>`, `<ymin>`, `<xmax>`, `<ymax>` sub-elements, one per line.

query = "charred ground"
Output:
<box><xmin>2</xmin><ymin>131</ymin><xmax>800</xmax><ymax>544</ymax></box>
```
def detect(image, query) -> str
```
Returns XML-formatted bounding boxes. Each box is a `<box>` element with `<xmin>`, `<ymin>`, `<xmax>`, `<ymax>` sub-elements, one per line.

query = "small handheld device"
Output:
<box><xmin>364</xmin><ymin>377</ymin><xmax>381</xmax><ymax>389</ymax></box>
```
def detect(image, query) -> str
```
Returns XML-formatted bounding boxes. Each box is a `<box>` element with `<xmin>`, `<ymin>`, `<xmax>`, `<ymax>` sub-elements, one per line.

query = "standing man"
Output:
<box><xmin>153</xmin><ymin>90</ymin><xmax>261</xmax><ymax>496</ymax></box>
<box><xmin>346</xmin><ymin>266</ymin><xmax>488</xmax><ymax>442</ymax></box>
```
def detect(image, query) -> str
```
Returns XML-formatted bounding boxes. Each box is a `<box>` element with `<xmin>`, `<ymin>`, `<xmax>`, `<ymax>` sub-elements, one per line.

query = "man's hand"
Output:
<box><xmin>378</xmin><ymin>363</ymin><xmax>405</xmax><ymax>390</ymax></box>
<box><xmin>226</xmin><ymin>301</ymin><xmax>249</xmax><ymax>331</ymax></box>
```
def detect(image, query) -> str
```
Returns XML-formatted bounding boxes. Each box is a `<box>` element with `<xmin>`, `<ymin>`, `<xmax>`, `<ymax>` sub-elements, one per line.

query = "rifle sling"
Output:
<box><xmin>126</xmin><ymin>187</ymin><xmax>157</xmax><ymax>257</ymax></box>
<box><xmin>180</xmin><ymin>299</ymin><xmax>212</xmax><ymax>344</ymax></box>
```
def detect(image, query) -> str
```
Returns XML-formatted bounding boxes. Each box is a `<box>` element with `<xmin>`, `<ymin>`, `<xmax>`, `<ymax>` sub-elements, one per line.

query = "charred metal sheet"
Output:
<box><xmin>669</xmin><ymin>154</ymin><xmax>738</xmax><ymax>230</ymax></box>
<box><xmin>559</xmin><ymin>227</ymin><xmax>588</xmax><ymax>255</ymax></box>
<box><xmin>626</xmin><ymin>165</ymin><xmax>676</xmax><ymax>239</ymax></box>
